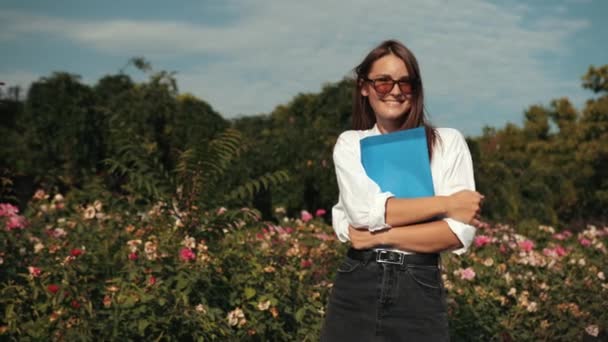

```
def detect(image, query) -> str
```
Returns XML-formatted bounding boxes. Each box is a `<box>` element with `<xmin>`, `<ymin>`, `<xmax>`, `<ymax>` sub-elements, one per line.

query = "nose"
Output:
<box><xmin>388</xmin><ymin>81</ymin><xmax>403</xmax><ymax>96</ymax></box>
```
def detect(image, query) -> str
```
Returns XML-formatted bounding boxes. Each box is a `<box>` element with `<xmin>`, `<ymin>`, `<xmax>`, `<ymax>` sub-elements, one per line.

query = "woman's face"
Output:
<box><xmin>361</xmin><ymin>54</ymin><xmax>412</xmax><ymax>123</ymax></box>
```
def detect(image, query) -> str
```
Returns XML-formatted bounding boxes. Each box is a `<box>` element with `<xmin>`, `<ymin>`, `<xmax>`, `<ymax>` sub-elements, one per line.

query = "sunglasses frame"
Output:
<box><xmin>363</xmin><ymin>76</ymin><xmax>418</xmax><ymax>96</ymax></box>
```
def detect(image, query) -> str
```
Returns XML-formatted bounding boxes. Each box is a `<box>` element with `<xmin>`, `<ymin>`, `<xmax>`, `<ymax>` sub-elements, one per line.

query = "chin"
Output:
<box><xmin>378</xmin><ymin>106</ymin><xmax>410</xmax><ymax>119</ymax></box>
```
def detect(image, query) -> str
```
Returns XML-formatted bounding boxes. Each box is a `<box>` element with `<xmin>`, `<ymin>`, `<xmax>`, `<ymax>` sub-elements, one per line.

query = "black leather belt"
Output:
<box><xmin>347</xmin><ymin>248</ymin><xmax>439</xmax><ymax>266</ymax></box>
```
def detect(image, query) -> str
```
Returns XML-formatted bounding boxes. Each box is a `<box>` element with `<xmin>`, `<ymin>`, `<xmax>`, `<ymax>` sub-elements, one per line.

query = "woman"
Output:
<box><xmin>320</xmin><ymin>40</ymin><xmax>483</xmax><ymax>341</ymax></box>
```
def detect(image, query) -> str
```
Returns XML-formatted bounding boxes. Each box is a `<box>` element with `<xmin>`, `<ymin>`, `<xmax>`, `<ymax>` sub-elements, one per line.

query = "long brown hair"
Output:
<box><xmin>352</xmin><ymin>39</ymin><xmax>438</xmax><ymax>159</ymax></box>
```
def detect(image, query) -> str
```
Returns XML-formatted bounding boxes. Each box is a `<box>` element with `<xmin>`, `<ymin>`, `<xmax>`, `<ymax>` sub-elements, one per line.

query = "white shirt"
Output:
<box><xmin>331</xmin><ymin>124</ymin><xmax>476</xmax><ymax>255</ymax></box>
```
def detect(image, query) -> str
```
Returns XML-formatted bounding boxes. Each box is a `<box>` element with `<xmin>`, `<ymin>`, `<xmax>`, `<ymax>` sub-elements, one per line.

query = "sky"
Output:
<box><xmin>1</xmin><ymin>0</ymin><xmax>607</xmax><ymax>136</ymax></box>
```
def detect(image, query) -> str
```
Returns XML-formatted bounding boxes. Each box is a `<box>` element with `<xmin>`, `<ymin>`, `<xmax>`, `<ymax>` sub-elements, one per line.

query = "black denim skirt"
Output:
<box><xmin>320</xmin><ymin>248</ymin><xmax>449</xmax><ymax>341</ymax></box>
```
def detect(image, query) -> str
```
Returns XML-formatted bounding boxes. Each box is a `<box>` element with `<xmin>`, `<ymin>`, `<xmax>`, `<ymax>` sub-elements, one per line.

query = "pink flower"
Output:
<box><xmin>300</xmin><ymin>259</ymin><xmax>313</xmax><ymax>268</ymax></box>
<box><xmin>47</xmin><ymin>284</ymin><xmax>60</xmax><ymax>294</ymax></box>
<box><xmin>70</xmin><ymin>248</ymin><xmax>84</xmax><ymax>257</ymax></box>
<box><xmin>28</xmin><ymin>266</ymin><xmax>41</xmax><ymax>277</ymax></box>
<box><xmin>543</xmin><ymin>245</ymin><xmax>567</xmax><ymax>257</ymax></box>
<box><xmin>499</xmin><ymin>244</ymin><xmax>507</xmax><ymax>254</ymax></box>
<box><xmin>0</xmin><ymin>203</ymin><xmax>19</xmax><ymax>217</ymax></box>
<box><xmin>216</xmin><ymin>207</ymin><xmax>227</xmax><ymax>215</ymax></box>
<box><xmin>5</xmin><ymin>215</ymin><xmax>26</xmax><ymax>230</ymax></box>
<box><xmin>149</xmin><ymin>276</ymin><xmax>156</xmax><ymax>286</ymax></box>
<box><xmin>71</xmin><ymin>299</ymin><xmax>81</xmax><ymax>309</ymax></box>
<box><xmin>179</xmin><ymin>247</ymin><xmax>196</xmax><ymax>262</ymax></box>
<box><xmin>555</xmin><ymin>245</ymin><xmax>567</xmax><ymax>256</ymax></box>
<box><xmin>128</xmin><ymin>252</ymin><xmax>138</xmax><ymax>261</ymax></box>
<box><xmin>285</xmin><ymin>227</ymin><xmax>294</xmax><ymax>234</ymax></box>
<box><xmin>315</xmin><ymin>209</ymin><xmax>326</xmax><ymax>217</ymax></box>
<box><xmin>554</xmin><ymin>230</ymin><xmax>573</xmax><ymax>240</ymax></box>
<box><xmin>579</xmin><ymin>238</ymin><xmax>592</xmax><ymax>247</ymax></box>
<box><xmin>460</xmin><ymin>267</ymin><xmax>476</xmax><ymax>280</ymax></box>
<box><xmin>474</xmin><ymin>235</ymin><xmax>492</xmax><ymax>248</ymax></box>
<box><xmin>518</xmin><ymin>240</ymin><xmax>535</xmax><ymax>252</ymax></box>
<box><xmin>300</xmin><ymin>210</ymin><xmax>313</xmax><ymax>222</ymax></box>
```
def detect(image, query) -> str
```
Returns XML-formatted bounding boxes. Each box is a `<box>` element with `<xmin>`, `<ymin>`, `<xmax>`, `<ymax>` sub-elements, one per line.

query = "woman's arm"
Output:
<box><xmin>348</xmin><ymin>223</ymin><xmax>462</xmax><ymax>253</ymax></box>
<box><xmin>334</xmin><ymin>133</ymin><xmax>481</xmax><ymax>231</ymax></box>
<box><xmin>345</xmin><ymin>129</ymin><xmax>481</xmax><ymax>255</ymax></box>
<box><xmin>385</xmin><ymin>191</ymin><xmax>482</xmax><ymax>227</ymax></box>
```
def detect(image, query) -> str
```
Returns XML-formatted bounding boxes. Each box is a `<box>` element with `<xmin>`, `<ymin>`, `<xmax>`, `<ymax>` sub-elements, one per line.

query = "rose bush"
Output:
<box><xmin>0</xmin><ymin>191</ymin><xmax>606</xmax><ymax>340</ymax></box>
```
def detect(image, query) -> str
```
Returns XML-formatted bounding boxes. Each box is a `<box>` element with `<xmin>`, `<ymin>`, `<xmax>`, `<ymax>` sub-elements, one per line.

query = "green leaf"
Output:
<box><xmin>138</xmin><ymin>320</ymin><xmax>150</xmax><ymax>335</ymax></box>
<box><xmin>244</xmin><ymin>287</ymin><xmax>256</xmax><ymax>299</ymax></box>
<box><xmin>295</xmin><ymin>307</ymin><xmax>306</xmax><ymax>322</ymax></box>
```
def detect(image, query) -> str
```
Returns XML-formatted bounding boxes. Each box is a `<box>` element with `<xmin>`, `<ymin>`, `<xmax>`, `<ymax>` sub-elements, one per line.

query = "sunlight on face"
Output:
<box><xmin>361</xmin><ymin>54</ymin><xmax>412</xmax><ymax>131</ymax></box>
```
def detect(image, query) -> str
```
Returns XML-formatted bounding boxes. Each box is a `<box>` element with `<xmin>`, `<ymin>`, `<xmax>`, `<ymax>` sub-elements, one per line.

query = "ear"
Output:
<box><xmin>360</xmin><ymin>83</ymin><xmax>370</xmax><ymax>97</ymax></box>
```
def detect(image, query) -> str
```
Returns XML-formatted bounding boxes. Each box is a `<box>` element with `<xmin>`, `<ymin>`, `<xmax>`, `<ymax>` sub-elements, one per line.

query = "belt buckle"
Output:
<box><xmin>376</xmin><ymin>249</ymin><xmax>404</xmax><ymax>265</ymax></box>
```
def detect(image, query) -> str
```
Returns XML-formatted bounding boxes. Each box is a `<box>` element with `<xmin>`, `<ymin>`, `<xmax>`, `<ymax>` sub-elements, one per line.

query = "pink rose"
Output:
<box><xmin>555</xmin><ymin>245</ymin><xmax>567</xmax><ymax>256</ymax></box>
<box><xmin>474</xmin><ymin>235</ymin><xmax>492</xmax><ymax>248</ymax></box>
<box><xmin>315</xmin><ymin>209</ymin><xmax>326</xmax><ymax>217</ymax></box>
<box><xmin>0</xmin><ymin>203</ymin><xmax>19</xmax><ymax>217</ymax></box>
<box><xmin>579</xmin><ymin>238</ymin><xmax>592</xmax><ymax>247</ymax></box>
<box><xmin>179</xmin><ymin>247</ymin><xmax>196</xmax><ymax>262</ymax></box>
<box><xmin>460</xmin><ymin>267</ymin><xmax>476</xmax><ymax>280</ymax></box>
<box><xmin>149</xmin><ymin>276</ymin><xmax>156</xmax><ymax>286</ymax></box>
<box><xmin>518</xmin><ymin>240</ymin><xmax>535</xmax><ymax>252</ymax></box>
<box><xmin>300</xmin><ymin>210</ymin><xmax>313</xmax><ymax>222</ymax></box>
<box><xmin>70</xmin><ymin>248</ymin><xmax>84</xmax><ymax>257</ymax></box>
<box><xmin>28</xmin><ymin>266</ymin><xmax>41</xmax><ymax>277</ymax></box>
<box><xmin>300</xmin><ymin>259</ymin><xmax>312</xmax><ymax>268</ymax></box>
<box><xmin>5</xmin><ymin>215</ymin><xmax>26</xmax><ymax>230</ymax></box>
<box><xmin>128</xmin><ymin>252</ymin><xmax>138</xmax><ymax>261</ymax></box>
<box><xmin>47</xmin><ymin>284</ymin><xmax>60</xmax><ymax>294</ymax></box>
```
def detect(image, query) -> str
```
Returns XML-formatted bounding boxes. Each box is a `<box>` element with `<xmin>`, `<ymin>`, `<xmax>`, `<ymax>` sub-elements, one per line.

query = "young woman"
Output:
<box><xmin>320</xmin><ymin>40</ymin><xmax>483</xmax><ymax>341</ymax></box>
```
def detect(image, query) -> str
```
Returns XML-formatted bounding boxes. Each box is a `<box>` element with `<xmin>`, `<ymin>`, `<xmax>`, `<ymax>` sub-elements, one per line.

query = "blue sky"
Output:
<box><xmin>1</xmin><ymin>0</ymin><xmax>606</xmax><ymax>136</ymax></box>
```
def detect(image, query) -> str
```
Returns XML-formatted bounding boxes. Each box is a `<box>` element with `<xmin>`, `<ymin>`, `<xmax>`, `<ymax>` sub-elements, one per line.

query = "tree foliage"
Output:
<box><xmin>1</xmin><ymin>62</ymin><xmax>607</xmax><ymax>228</ymax></box>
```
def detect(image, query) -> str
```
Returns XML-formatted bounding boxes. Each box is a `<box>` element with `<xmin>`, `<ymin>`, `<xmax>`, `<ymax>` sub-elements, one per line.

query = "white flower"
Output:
<box><xmin>257</xmin><ymin>300</ymin><xmax>271</xmax><ymax>311</ymax></box>
<box><xmin>483</xmin><ymin>257</ymin><xmax>494</xmax><ymax>267</ymax></box>
<box><xmin>182</xmin><ymin>235</ymin><xmax>196</xmax><ymax>249</ymax></box>
<box><xmin>598</xmin><ymin>272</ymin><xmax>605</xmax><ymax>281</ymax></box>
<box><xmin>126</xmin><ymin>239</ymin><xmax>142</xmax><ymax>253</ymax></box>
<box><xmin>34</xmin><ymin>243</ymin><xmax>45</xmax><ymax>253</ymax></box>
<box><xmin>227</xmin><ymin>307</ymin><xmax>246</xmax><ymax>327</ymax></box>
<box><xmin>508</xmin><ymin>288</ymin><xmax>517</xmax><ymax>297</ymax></box>
<box><xmin>195</xmin><ymin>304</ymin><xmax>207</xmax><ymax>314</ymax></box>
<box><xmin>526</xmin><ymin>301</ymin><xmax>538</xmax><ymax>312</ymax></box>
<box><xmin>585</xmin><ymin>325</ymin><xmax>599</xmax><ymax>337</ymax></box>
<box><xmin>144</xmin><ymin>241</ymin><xmax>158</xmax><ymax>260</ymax></box>
<box><xmin>93</xmin><ymin>200</ymin><xmax>103</xmax><ymax>212</ymax></box>
<box><xmin>83</xmin><ymin>206</ymin><xmax>96</xmax><ymax>220</ymax></box>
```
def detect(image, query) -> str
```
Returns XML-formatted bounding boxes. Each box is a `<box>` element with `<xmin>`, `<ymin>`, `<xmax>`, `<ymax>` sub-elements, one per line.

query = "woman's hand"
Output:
<box><xmin>445</xmin><ymin>190</ymin><xmax>484</xmax><ymax>225</ymax></box>
<box><xmin>348</xmin><ymin>225</ymin><xmax>387</xmax><ymax>249</ymax></box>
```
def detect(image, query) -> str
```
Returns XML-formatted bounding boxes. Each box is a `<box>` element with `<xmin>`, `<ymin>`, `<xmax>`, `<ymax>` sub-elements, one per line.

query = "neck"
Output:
<box><xmin>376</xmin><ymin>116</ymin><xmax>407</xmax><ymax>134</ymax></box>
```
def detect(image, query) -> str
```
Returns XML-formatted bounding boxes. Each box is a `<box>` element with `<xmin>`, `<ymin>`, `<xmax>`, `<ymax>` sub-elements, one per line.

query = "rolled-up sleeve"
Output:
<box><xmin>439</xmin><ymin>130</ymin><xmax>477</xmax><ymax>255</ymax></box>
<box><xmin>333</xmin><ymin>133</ymin><xmax>394</xmax><ymax>233</ymax></box>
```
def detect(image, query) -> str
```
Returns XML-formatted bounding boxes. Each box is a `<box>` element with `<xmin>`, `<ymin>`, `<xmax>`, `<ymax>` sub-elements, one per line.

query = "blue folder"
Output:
<box><xmin>360</xmin><ymin>127</ymin><xmax>435</xmax><ymax>198</ymax></box>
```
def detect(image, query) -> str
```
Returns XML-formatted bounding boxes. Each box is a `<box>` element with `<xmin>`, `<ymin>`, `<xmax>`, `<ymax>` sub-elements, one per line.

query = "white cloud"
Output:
<box><xmin>0</xmin><ymin>1</ymin><xmax>591</xmax><ymax>133</ymax></box>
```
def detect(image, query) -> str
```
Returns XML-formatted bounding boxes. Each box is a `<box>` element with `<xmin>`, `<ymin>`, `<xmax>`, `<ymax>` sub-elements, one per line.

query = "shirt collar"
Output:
<box><xmin>371</xmin><ymin>123</ymin><xmax>381</xmax><ymax>135</ymax></box>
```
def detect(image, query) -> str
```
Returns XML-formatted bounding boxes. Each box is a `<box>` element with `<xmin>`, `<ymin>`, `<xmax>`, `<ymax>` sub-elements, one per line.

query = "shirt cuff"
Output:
<box><xmin>367</xmin><ymin>192</ymin><xmax>394</xmax><ymax>232</ymax></box>
<box><xmin>443</xmin><ymin>217</ymin><xmax>476</xmax><ymax>255</ymax></box>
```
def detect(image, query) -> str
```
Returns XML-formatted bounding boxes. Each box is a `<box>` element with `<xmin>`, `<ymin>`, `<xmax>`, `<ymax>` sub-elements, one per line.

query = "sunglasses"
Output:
<box><xmin>363</xmin><ymin>76</ymin><xmax>417</xmax><ymax>95</ymax></box>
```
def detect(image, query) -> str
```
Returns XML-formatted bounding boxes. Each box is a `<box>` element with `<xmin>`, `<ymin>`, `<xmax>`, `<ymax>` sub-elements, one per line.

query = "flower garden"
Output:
<box><xmin>1</xmin><ymin>191</ymin><xmax>607</xmax><ymax>340</ymax></box>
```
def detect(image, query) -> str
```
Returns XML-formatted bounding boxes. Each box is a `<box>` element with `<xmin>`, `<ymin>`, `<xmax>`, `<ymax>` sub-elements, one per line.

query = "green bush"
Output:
<box><xmin>1</xmin><ymin>192</ymin><xmax>606</xmax><ymax>340</ymax></box>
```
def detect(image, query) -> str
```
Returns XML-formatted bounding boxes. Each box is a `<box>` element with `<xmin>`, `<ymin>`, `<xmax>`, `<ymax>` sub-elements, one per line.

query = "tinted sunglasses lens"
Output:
<box><xmin>399</xmin><ymin>81</ymin><xmax>413</xmax><ymax>94</ymax></box>
<box><xmin>374</xmin><ymin>80</ymin><xmax>394</xmax><ymax>94</ymax></box>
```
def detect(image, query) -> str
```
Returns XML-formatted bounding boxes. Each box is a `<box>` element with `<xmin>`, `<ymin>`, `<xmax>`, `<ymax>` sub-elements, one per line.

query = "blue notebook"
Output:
<box><xmin>360</xmin><ymin>127</ymin><xmax>435</xmax><ymax>198</ymax></box>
